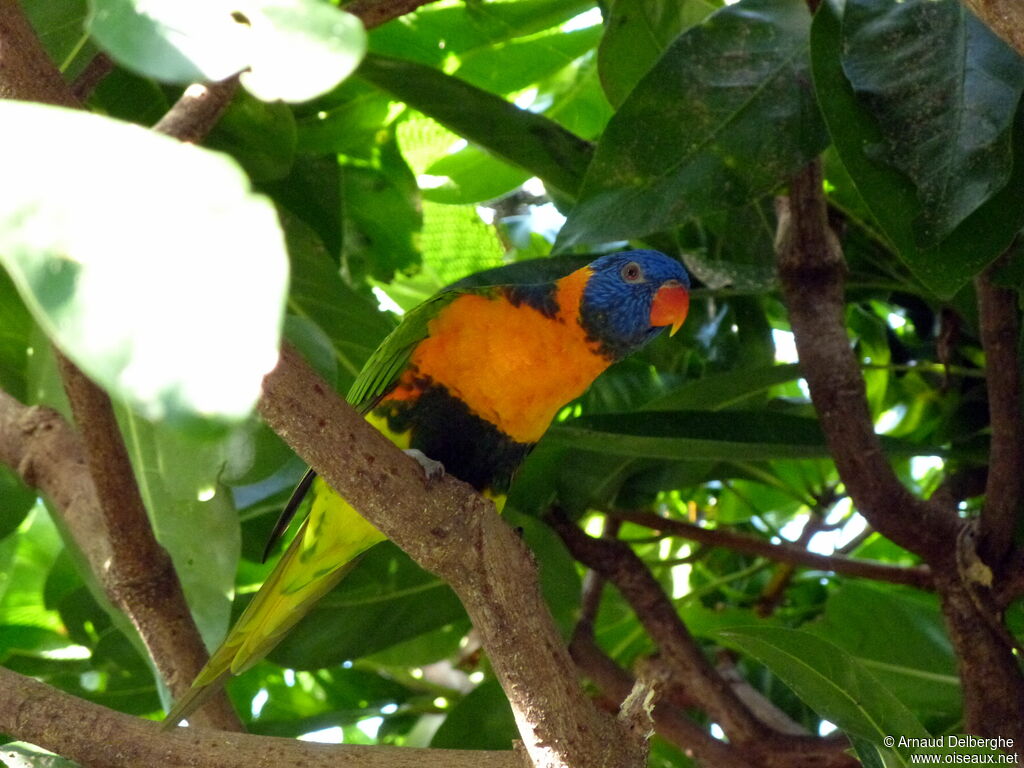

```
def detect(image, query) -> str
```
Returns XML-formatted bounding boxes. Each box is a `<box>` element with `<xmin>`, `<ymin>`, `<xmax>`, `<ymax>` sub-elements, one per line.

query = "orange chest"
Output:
<box><xmin>406</xmin><ymin>277</ymin><xmax>609</xmax><ymax>443</ymax></box>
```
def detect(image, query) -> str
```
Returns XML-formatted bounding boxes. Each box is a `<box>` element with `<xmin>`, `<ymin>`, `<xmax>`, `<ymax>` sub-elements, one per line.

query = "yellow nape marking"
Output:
<box><xmin>409</xmin><ymin>266</ymin><xmax>609</xmax><ymax>443</ymax></box>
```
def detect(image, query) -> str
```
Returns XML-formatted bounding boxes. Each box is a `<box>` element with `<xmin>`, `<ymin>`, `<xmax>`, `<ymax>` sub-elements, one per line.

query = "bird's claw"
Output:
<box><xmin>404</xmin><ymin>449</ymin><xmax>445</xmax><ymax>481</ymax></box>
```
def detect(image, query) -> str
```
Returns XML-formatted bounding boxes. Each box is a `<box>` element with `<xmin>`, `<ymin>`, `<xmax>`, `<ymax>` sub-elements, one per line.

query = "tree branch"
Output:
<box><xmin>547</xmin><ymin>509</ymin><xmax>771</xmax><ymax>746</ymax></box>
<box><xmin>777</xmin><ymin>161</ymin><xmax>1024</xmax><ymax>748</ymax></box>
<box><xmin>0</xmin><ymin>0</ymin><xmax>242</xmax><ymax>729</ymax></box>
<box><xmin>55</xmin><ymin>358</ymin><xmax>243</xmax><ymax>730</ymax></box>
<box><xmin>345</xmin><ymin>0</ymin><xmax>442</xmax><ymax>28</ymax></box>
<box><xmin>568</xmin><ymin>631</ymin><xmax>757</xmax><ymax>768</ymax></box>
<box><xmin>0</xmin><ymin>0</ymin><xmax>78</xmax><ymax>107</ymax></box>
<box><xmin>569</xmin><ymin>626</ymin><xmax>856</xmax><ymax>768</ymax></box>
<box><xmin>975</xmin><ymin>255</ymin><xmax>1023</xmax><ymax>571</ymax></box>
<box><xmin>609</xmin><ymin>509</ymin><xmax>933</xmax><ymax>589</ymax></box>
<box><xmin>0</xmin><ymin>384</ymin><xmax>241</xmax><ymax>731</ymax></box>
<box><xmin>0</xmin><ymin>666</ymin><xmax>525</xmax><ymax>768</ymax></box>
<box><xmin>258</xmin><ymin>346</ymin><xmax>644</xmax><ymax>768</ymax></box>
<box><xmin>774</xmin><ymin>162</ymin><xmax>960</xmax><ymax>561</ymax></box>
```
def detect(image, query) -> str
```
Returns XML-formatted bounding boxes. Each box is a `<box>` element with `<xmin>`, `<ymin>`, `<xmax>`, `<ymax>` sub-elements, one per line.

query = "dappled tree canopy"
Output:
<box><xmin>1</xmin><ymin>0</ymin><xmax>1024</xmax><ymax>766</ymax></box>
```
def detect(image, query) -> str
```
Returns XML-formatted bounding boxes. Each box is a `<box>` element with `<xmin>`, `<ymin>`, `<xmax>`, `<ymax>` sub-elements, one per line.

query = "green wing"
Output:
<box><xmin>347</xmin><ymin>289</ymin><xmax>468</xmax><ymax>411</ymax></box>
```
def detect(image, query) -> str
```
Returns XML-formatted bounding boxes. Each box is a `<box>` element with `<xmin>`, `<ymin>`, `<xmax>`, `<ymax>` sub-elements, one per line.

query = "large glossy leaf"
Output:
<box><xmin>357</xmin><ymin>54</ymin><xmax>594</xmax><ymax>197</ymax></box>
<box><xmin>548</xmin><ymin>408</ymin><xmax>952</xmax><ymax>462</ymax></box>
<box><xmin>0</xmin><ymin>101</ymin><xmax>287</xmax><ymax>431</ymax></box>
<box><xmin>597</xmin><ymin>0</ymin><xmax>716</xmax><ymax>107</ymax></box>
<box><xmin>841</xmin><ymin>0</ymin><xmax>1024</xmax><ymax>248</ymax></box>
<box><xmin>811</xmin><ymin>0</ymin><xmax>1024</xmax><ymax>297</ymax></box>
<box><xmin>557</xmin><ymin>0</ymin><xmax>827</xmax><ymax>248</ymax></box>
<box><xmin>87</xmin><ymin>0</ymin><xmax>366</xmax><ymax>102</ymax></box>
<box><xmin>718</xmin><ymin>626</ymin><xmax>928</xmax><ymax>762</ymax></box>
<box><xmin>548</xmin><ymin>411</ymin><xmax>838</xmax><ymax>460</ymax></box>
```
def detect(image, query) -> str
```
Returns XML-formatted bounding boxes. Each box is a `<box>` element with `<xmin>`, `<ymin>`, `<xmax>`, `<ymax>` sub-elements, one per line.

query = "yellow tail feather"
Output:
<box><xmin>163</xmin><ymin>478</ymin><xmax>385</xmax><ymax>728</ymax></box>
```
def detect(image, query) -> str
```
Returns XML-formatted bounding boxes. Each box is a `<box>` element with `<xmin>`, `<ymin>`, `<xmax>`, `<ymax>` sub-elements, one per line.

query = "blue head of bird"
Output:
<box><xmin>579</xmin><ymin>249</ymin><xmax>691</xmax><ymax>360</ymax></box>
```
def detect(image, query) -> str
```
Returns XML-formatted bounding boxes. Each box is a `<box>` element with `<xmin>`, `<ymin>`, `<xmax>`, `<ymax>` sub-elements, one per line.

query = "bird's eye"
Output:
<box><xmin>621</xmin><ymin>262</ymin><xmax>644</xmax><ymax>283</ymax></box>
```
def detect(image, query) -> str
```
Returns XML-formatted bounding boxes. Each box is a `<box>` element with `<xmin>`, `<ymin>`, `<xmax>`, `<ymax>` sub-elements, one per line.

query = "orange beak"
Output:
<box><xmin>650</xmin><ymin>281</ymin><xmax>689</xmax><ymax>337</ymax></box>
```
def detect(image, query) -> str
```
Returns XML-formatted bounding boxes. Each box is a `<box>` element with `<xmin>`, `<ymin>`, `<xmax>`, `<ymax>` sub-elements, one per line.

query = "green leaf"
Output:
<box><xmin>271</xmin><ymin>544</ymin><xmax>468</xmax><ymax>667</ymax></box>
<box><xmin>0</xmin><ymin>101</ymin><xmax>287</xmax><ymax>430</ymax></box>
<box><xmin>809</xmin><ymin>584</ymin><xmax>960</xmax><ymax>717</ymax></box>
<box><xmin>598</xmin><ymin>0</ymin><xmax>715</xmax><ymax>108</ymax></box>
<box><xmin>549</xmin><ymin>411</ymin><xmax>830</xmax><ymax>460</ymax></box>
<box><xmin>548</xmin><ymin>410</ymin><xmax>945</xmax><ymax>461</ymax></box>
<box><xmin>841</xmin><ymin>0</ymin><xmax>1024</xmax><ymax>247</ymax></box>
<box><xmin>643</xmin><ymin>364</ymin><xmax>803</xmax><ymax>411</ymax></box>
<box><xmin>810</xmin><ymin>0</ymin><xmax>1024</xmax><ymax>297</ymax></box>
<box><xmin>87</xmin><ymin>0</ymin><xmax>366</xmax><ymax>102</ymax></box>
<box><xmin>0</xmin><ymin>269</ymin><xmax>33</xmax><ymax>402</ymax></box>
<box><xmin>718</xmin><ymin>626</ymin><xmax>929</xmax><ymax>760</ymax></box>
<box><xmin>22</xmin><ymin>0</ymin><xmax>93</xmax><ymax>76</ymax></box>
<box><xmin>455</xmin><ymin>26</ymin><xmax>603</xmax><ymax>96</ymax></box>
<box><xmin>423</xmin><ymin>146</ymin><xmax>532</xmax><ymax>205</ymax></box>
<box><xmin>430</xmin><ymin>678</ymin><xmax>517</xmax><ymax>750</ymax></box>
<box><xmin>557</xmin><ymin>0</ymin><xmax>827</xmax><ymax>248</ymax></box>
<box><xmin>357</xmin><ymin>53</ymin><xmax>594</xmax><ymax>197</ymax></box>
<box><xmin>117</xmin><ymin>410</ymin><xmax>241</xmax><ymax>651</ymax></box>
<box><xmin>284</xmin><ymin>215</ymin><xmax>394</xmax><ymax>395</ymax></box>
<box><xmin>205</xmin><ymin>89</ymin><xmax>297</xmax><ymax>182</ymax></box>
<box><xmin>0</xmin><ymin>467</ymin><xmax>35</xmax><ymax>541</ymax></box>
<box><xmin>341</xmin><ymin>133</ymin><xmax>423</xmax><ymax>283</ymax></box>
<box><xmin>368</xmin><ymin>0</ymin><xmax>594</xmax><ymax>65</ymax></box>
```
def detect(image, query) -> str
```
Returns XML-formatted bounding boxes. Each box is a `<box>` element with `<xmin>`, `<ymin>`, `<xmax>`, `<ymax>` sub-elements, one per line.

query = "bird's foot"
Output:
<box><xmin>404</xmin><ymin>449</ymin><xmax>445</xmax><ymax>481</ymax></box>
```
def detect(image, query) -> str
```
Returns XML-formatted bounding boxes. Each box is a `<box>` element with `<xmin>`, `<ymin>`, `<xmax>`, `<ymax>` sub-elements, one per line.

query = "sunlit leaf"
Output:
<box><xmin>87</xmin><ymin>0</ymin><xmax>366</xmax><ymax>102</ymax></box>
<box><xmin>0</xmin><ymin>101</ymin><xmax>287</xmax><ymax>430</ymax></box>
<box><xmin>358</xmin><ymin>54</ymin><xmax>594</xmax><ymax>196</ymax></box>
<box><xmin>841</xmin><ymin>0</ymin><xmax>1024</xmax><ymax>247</ymax></box>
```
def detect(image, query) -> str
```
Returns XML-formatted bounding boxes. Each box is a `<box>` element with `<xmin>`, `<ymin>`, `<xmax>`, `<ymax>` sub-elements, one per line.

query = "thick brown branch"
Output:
<box><xmin>0</xmin><ymin>0</ymin><xmax>78</xmax><ymax>106</ymax></box>
<box><xmin>0</xmin><ymin>384</ymin><xmax>241</xmax><ymax>731</ymax></box>
<box><xmin>775</xmin><ymin>162</ymin><xmax>959</xmax><ymax>561</ymax></box>
<box><xmin>960</xmin><ymin>0</ymin><xmax>1024</xmax><ymax>57</ymax></box>
<box><xmin>258</xmin><ymin>346</ymin><xmax>643</xmax><ymax>768</ymax></box>
<box><xmin>548</xmin><ymin>510</ymin><xmax>770</xmax><ymax>746</ymax></box>
<box><xmin>610</xmin><ymin>510</ymin><xmax>933</xmax><ymax>589</ymax></box>
<box><xmin>0</xmin><ymin>666</ymin><xmax>524</xmax><ymax>768</ymax></box>
<box><xmin>976</xmin><ymin>257</ymin><xmax>1024</xmax><ymax>571</ymax></box>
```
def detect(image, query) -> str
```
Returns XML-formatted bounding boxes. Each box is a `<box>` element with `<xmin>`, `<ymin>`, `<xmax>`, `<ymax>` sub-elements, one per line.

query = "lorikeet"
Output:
<box><xmin>165</xmin><ymin>249</ymin><xmax>690</xmax><ymax>726</ymax></box>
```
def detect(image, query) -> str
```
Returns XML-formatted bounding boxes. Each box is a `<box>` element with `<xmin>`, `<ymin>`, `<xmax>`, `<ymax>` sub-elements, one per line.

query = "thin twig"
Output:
<box><xmin>71</xmin><ymin>52</ymin><xmax>114</xmax><ymax>101</ymax></box>
<box><xmin>548</xmin><ymin>509</ymin><xmax>771</xmax><ymax>746</ymax></box>
<box><xmin>610</xmin><ymin>510</ymin><xmax>933</xmax><ymax>589</ymax></box>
